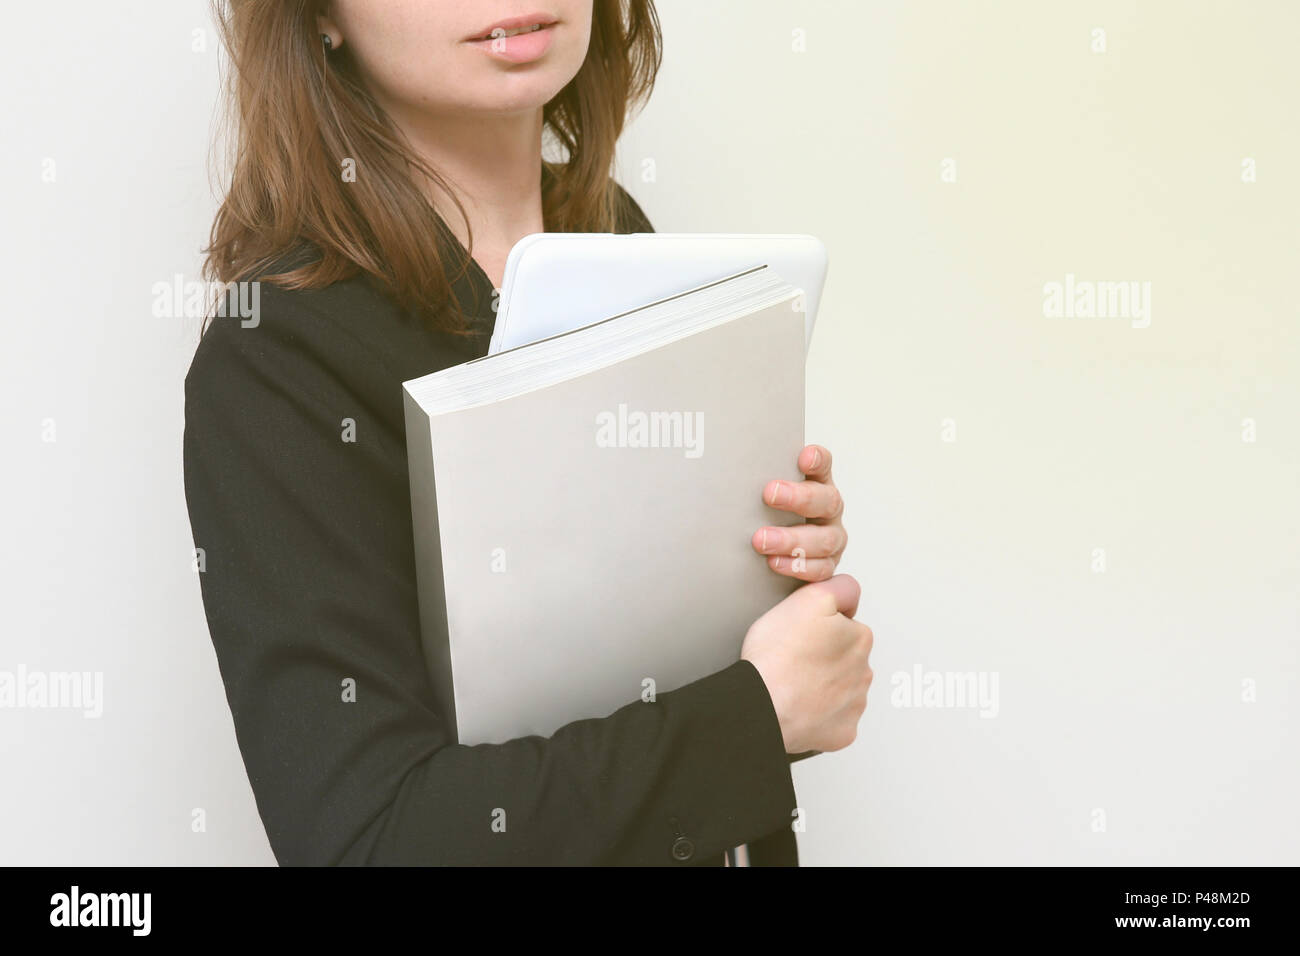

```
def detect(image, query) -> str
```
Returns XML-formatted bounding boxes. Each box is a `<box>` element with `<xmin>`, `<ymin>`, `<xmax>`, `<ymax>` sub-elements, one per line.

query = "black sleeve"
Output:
<box><xmin>181</xmin><ymin>293</ymin><xmax>798</xmax><ymax>866</ymax></box>
<box><xmin>612</xmin><ymin>179</ymin><xmax>654</xmax><ymax>233</ymax></box>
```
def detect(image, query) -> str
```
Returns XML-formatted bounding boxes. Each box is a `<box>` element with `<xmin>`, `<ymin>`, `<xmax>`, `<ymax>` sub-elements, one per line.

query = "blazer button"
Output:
<box><xmin>671</xmin><ymin>836</ymin><xmax>695</xmax><ymax>862</ymax></box>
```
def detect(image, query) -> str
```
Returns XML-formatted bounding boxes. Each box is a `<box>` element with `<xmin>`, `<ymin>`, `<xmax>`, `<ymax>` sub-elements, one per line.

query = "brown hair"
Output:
<box><xmin>203</xmin><ymin>0</ymin><xmax>661</xmax><ymax>333</ymax></box>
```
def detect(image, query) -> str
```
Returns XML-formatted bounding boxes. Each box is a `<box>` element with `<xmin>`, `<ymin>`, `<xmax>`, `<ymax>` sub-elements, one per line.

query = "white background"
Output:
<box><xmin>2</xmin><ymin>1</ymin><xmax>1296</xmax><ymax>865</ymax></box>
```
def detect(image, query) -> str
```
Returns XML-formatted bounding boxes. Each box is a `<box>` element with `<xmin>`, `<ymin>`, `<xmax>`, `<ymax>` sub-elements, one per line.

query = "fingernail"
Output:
<box><xmin>769</xmin><ymin>481</ymin><xmax>790</xmax><ymax>506</ymax></box>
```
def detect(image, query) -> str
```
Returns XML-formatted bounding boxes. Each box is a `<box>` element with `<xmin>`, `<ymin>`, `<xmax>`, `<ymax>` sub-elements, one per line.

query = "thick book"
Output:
<box><xmin>402</xmin><ymin>266</ymin><xmax>806</xmax><ymax>746</ymax></box>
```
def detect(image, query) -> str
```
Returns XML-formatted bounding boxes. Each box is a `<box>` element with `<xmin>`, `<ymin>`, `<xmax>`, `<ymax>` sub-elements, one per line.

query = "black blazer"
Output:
<box><xmin>182</xmin><ymin>182</ymin><xmax>801</xmax><ymax>866</ymax></box>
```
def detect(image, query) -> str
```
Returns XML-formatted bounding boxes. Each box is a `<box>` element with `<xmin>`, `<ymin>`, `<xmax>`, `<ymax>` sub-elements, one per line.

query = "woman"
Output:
<box><xmin>184</xmin><ymin>0</ymin><xmax>874</xmax><ymax>866</ymax></box>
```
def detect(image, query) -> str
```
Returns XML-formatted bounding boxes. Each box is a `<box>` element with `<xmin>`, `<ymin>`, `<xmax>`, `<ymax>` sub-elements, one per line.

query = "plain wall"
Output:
<box><xmin>1</xmin><ymin>0</ymin><xmax>1295</xmax><ymax>865</ymax></box>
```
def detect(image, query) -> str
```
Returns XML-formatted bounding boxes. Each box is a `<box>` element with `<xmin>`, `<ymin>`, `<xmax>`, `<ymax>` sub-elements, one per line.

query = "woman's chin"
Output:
<box><xmin>453</xmin><ymin>72</ymin><xmax>575</xmax><ymax>115</ymax></box>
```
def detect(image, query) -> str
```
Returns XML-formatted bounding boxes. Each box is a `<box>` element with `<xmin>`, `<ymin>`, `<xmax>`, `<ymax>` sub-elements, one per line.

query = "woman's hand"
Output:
<box><xmin>752</xmin><ymin>444</ymin><xmax>847</xmax><ymax>582</ymax></box>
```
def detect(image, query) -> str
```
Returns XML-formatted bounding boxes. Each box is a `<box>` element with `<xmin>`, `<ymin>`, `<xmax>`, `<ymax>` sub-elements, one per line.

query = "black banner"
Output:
<box><xmin>4</xmin><ymin>866</ymin><xmax>1288</xmax><ymax>941</ymax></box>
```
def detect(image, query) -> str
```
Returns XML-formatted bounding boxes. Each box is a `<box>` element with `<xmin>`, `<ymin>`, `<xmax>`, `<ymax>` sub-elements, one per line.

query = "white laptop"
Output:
<box><xmin>487</xmin><ymin>233</ymin><xmax>829</xmax><ymax>355</ymax></box>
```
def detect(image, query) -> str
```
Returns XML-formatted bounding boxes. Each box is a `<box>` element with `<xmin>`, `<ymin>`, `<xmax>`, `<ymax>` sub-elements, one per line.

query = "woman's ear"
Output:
<box><xmin>317</xmin><ymin>13</ymin><xmax>343</xmax><ymax>52</ymax></box>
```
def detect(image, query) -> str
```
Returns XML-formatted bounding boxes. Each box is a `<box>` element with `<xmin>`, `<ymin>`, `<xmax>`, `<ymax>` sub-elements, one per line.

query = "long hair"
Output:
<box><xmin>203</xmin><ymin>0</ymin><xmax>661</xmax><ymax>333</ymax></box>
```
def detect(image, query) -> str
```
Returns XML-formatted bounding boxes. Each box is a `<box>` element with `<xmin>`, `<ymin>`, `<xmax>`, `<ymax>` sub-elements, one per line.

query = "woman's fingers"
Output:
<box><xmin>763</xmin><ymin>476</ymin><xmax>844</xmax><ymax>522</ymax></box>
<box><xmin>798</xmin><ymin>444</ymin><xmax>833</xmax><ymax>483</ymax></box>
<box><xmin>765</xmin><ymin>554</ymin><xmax>838</xmax><ymax>582</ymax></box>
<box><xmin>758</xmin><ymin>444</ymin><xmax>848</xmax><ymax>581</ymax></box>
<box><xmin>752</xmin><ymin>523</ymin><xmax>847</xmax><ymax>560</ymax></box>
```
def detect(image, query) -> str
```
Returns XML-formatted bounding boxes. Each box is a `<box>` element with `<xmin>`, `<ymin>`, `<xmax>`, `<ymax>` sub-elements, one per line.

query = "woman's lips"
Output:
<box><xmin>466</xmin><ymin>18</ymin><xmax>557</xmax><ymax>64</ymax></box>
